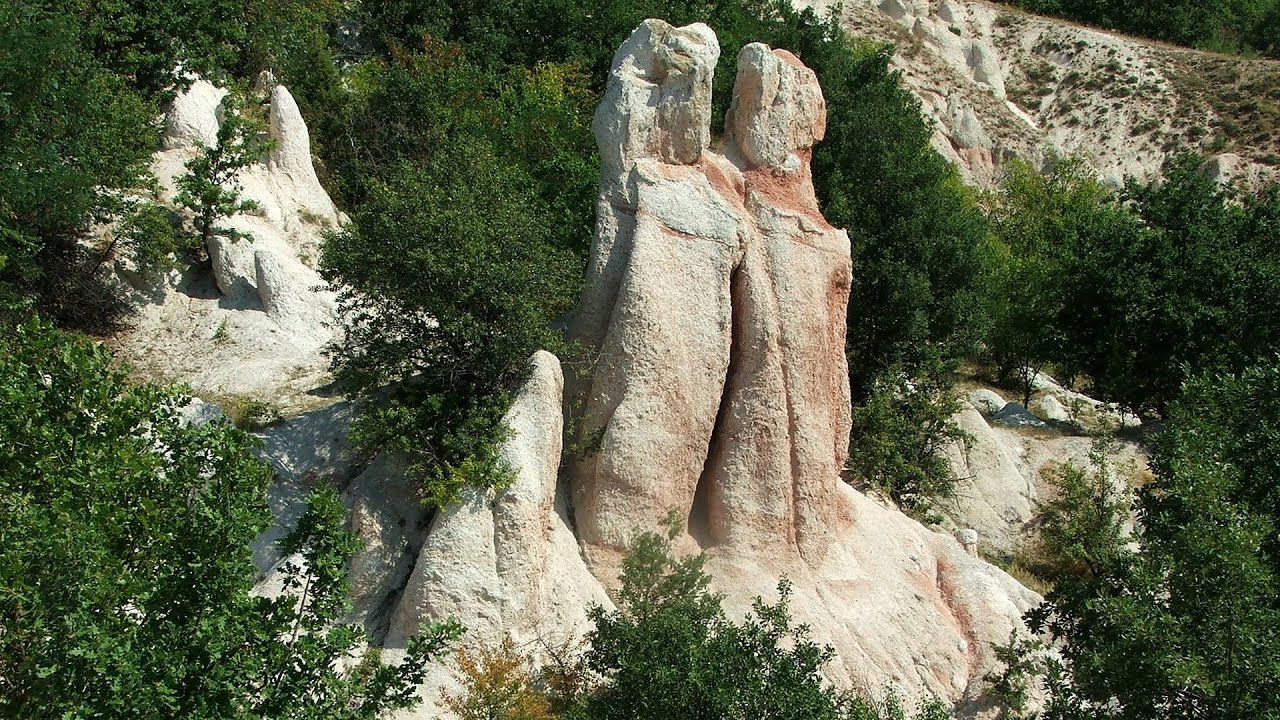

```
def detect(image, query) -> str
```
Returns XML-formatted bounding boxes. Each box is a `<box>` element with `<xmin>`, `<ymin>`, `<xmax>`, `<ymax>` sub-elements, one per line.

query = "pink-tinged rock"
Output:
<box><xmin>563</xmin><ymin>21</ymin><xmax>1039</xmax><ymax>713</ymax></box>
<box><xmin>726</xmin><ymin>43</ymin><xmax>828</xmax><ymax>170</ymax></box>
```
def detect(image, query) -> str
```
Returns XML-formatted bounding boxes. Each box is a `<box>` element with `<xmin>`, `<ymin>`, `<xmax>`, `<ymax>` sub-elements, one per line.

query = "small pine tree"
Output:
<box><xmin>175</xmin><ymin>91</ymin><xmax>266</xmax><ymax>248</ymax></box>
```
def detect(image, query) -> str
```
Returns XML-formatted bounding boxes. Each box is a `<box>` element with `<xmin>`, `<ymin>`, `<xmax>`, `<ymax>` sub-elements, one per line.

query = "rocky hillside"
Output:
<box><xmin>799</xmin><ymin>0</ymin><xmax>1280</xmax><ymax>187</ymax></box>
<box><xmin>118</xmin><ymin>20</ymin><xmax>1045</xmax><ymax>718</ymax></box>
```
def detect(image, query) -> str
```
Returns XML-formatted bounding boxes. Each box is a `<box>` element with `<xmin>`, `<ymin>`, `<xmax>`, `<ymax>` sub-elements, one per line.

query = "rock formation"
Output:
<box><xmin>382</xmin><ymin>351</ymin><xmax>611</xmax><ymax>654</ymax></box>
<box><xmin>115</xmin><ymin>76</ymin><xmax>340</xmax><ymax>410</ymax></box>
<box><xmin>571</xmin><ymin>22</ymin><xmax>852</xmax><ymax>571</ymax></box>
<box><xmin>561</xmin><ymin>19</ymin><xmax>1036</xmax><ymax>712</ymax></box>
<box><xmin>289</xmin><ymin>22</ymin><xmax>1038</xmax><ymax>716</ymax></box>
<box><xmin>796</xmin><ymin>0</ymin><xmax>1280</xmax><ymax>188</ymax></box>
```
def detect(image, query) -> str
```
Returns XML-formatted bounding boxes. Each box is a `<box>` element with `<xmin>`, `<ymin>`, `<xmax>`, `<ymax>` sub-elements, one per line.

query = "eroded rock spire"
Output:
<box><xmin>569</xmin><ymin>20</ymin><xmax>851</xmax><ymax>567</ymax></box>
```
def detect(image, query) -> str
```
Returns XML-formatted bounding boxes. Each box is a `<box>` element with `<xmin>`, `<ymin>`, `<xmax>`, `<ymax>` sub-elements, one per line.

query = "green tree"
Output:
<box><xmin>1027</xmin><ymin>362</ymin><xmax>1280</xmax><ymax>719</ymax></box>
<box><xmin>43</xmin><ymin>0</ymin><xmax>251</xmax><ymax>98</ymax></box>
<box><xmin>0</xmin><ymin>3</ymin><xmax>156</xmax><ymax>327</ymax></box>
<box><xmin>984</xmin><ymin>157</ymin><xmax>1128</xmax><ymax>404</ymax></box>
<box><xmin>575</xmin><ymin>515</ymin><xmax>955</xmax><ymax>720</ymax></box>
<box><xmin>320</xmin><ymin>140</ymin><xmax>580</xmax><ymax>506</ymax></box>
<box><xmin>847</xmin><ymin>370</ymin><xmax>969</xmax><ymax>520</ymax></box>
<box><xmin>175</xmin><ymin>91</ymin><xmax>267</xmax><ymax>249</ymax></box>
<box><xmin>0</xmin><ymin>319</ymin><xmax>460</xmax><ymax>718</ymax></box>
<box><xmin>987</xmin><ymin>155</ymin><xmax>1280</xmax><ymax>417</ymax></box>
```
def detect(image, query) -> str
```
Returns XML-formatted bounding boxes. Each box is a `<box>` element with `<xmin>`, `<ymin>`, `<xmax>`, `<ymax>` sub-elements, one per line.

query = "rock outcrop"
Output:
<box><xmin>383</xmin><ymin>351</ymin><xmax>611</xmax><ymax>654</ymax></box>
<box><xmin>316</xmin><ymin>22</ymin><xmax>1038</xmax><ymax>717</ymax></box>
<box><xmin>114</xmin><ymin>76</ymin><xmax>340</xmax><ymax>411</ymax></box>
<box><xmin>562</xmin><ymin>20</ymin><xmax>1036</xmax><ymax>712</ymax></box>
<box><xmin>571</xmin><ymin>25</ymin><xmax>852</xmax><ymax>571</ymax></box>
<box><xmin>795</xmin><ymin>0</ymin><xmax>1280</xmax><ymax>189</ymax></box>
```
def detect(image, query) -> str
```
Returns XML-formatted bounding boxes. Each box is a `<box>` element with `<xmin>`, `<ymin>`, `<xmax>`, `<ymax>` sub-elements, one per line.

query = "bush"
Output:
<box><xmin>1025</xmin><ymin>362</ymin><xmax>1280</xmax><ymax>719</ymax></box>
<box><xmin>987</xmin><ymin>155</ymin><xmax>1280</xmax><ymax>416</ymax></box>
<box><xmin>847</xmin><ymin>370</ymin><xmax>968</xmax><ymax>521</ymax></box>
<box><xmin>0</xmin><ymin>3</ymin><xmax>157</xmax><ymax>328</ymax></box>
<box><xmin>576</xmin><ymin>516</ymin><xmax>928</xmax><ymax>720</ymax></box>
<box><xmin>321</xmin><ymin>139</ymin><xmax>580</xmax><ymax>506</ymax></box>
<box><xmin>0</xmin><ymin>319</ymin><xmax>460</xmax><ymax>718</ymax></box>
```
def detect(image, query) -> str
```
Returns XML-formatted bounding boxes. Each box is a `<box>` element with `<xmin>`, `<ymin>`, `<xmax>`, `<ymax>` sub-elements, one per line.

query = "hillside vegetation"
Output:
<box><xmin>1002</xmin><ymin>0</ymin><xmax>1280</xmax><ymax>57</ymax></box>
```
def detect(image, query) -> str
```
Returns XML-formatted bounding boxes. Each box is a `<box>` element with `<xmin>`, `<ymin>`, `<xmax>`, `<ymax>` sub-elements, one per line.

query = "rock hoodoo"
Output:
<box><xmin>248</xmin><ymin>20</ymin><xmax>1039</xmax><ymax>718</ymax></box>
<box><xmin>571</xmin><ymin>21</ymin><xmax>853</xmax><ymax>569</ymax></box>
<box><xmin>563</xmin><ymin>19</ymin><xmax>1036</xmax><ymax>711</ymax></box>
<box><xmin>117</xmin><ymin>76</ymin><xmax>341</xmax><ymax>409</ymax></box>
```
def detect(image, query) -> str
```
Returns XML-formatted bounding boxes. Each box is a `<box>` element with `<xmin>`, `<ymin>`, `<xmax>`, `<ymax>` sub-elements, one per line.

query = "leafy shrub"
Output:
<box><xmin>0</xmin><ymin>319</ymin><xmax>460</xmax><ymax>718</ymax></box>
<box><xmin>321</xmin><ymin>139</ymin><xmax>580</xmax><ymax>506</ymax></box>
<box><xmin>1027</xmin><ymin>433</ymin><xmax>1129</xmax><ymax>584</ymax></box>
<box><xmin>0</xmin><ymin>3</ymin><xmax>157</xmax><ymax>328</ymax></box>
<box><xmin>1025</xmin><ymin>362</ymin><xmax>1280</xmax><ymax>719</ymax></box>
<box><xmin>444</xmin><ymin>640</ymin><xmax>557</xmax><ymax>720</ymax></box>
<box><xmin>988</xmin><ymin>155</ymin><xmax>1280</xmax><ymax>416</ymax></box>
<box><xmin>578</xmin><ymin>517</ymin><xmax>899</xmax><ymax>720</ymax></box>
<box><xmin>847</xmin><ymin>370</ymin><xmax>969</xmax><ymax>520</ymax></box>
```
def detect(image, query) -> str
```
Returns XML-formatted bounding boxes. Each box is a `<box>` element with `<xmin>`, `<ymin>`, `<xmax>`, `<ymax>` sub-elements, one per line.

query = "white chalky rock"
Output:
<box><xmin>386</xmin><ymin>352</ymin><xmax>612</xmax><ymax>656</ymax></box>
<box><xmin>563</xmin><ymin>21</ymin><xmax>1038</xmax><ymax>712</ymax></box>
<box><xmin>726</xmin><ymin>43</ymin><xmax>827</xmax><ymax>169</ymax></box>
<box><xmin>162</xmin><ymin>80</ymin><xmax>227</xmax><ymax>150</ymax></box>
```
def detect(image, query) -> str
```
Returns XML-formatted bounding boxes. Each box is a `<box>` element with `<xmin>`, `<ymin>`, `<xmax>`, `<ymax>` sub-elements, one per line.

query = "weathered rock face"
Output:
<box><xmin>384</xmin><ymin>351</ymin><xmax>611</xmax><ymax>654</ymax></box>
<box><xmin>795</xmin><ymin>0</ymin><xmax>1280</xmax><ymax>189</ymax></box>
<box><xmin>567</xmin><ymin>20</ymin><xmax>1037</xmax><ymax>712</ymax></box>
<box><xmin>116</xmin><ymin>76</ymin><xmax>340</xmax><ymax>411</ymax></box>
<box><xmin>571</xmin><ymin>27</ymin><xmax>853</xmax><ymax>569</ymax></box>
<box><xmin>725</xmin><ymin>43</ymin><xmax>827</xmax><ymax>170</ymax></box>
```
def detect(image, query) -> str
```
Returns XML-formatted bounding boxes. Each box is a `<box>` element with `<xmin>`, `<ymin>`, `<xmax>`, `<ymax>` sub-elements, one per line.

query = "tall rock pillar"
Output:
<box><xmin>569</xmin><ymin>23</ymin><xmax>852</xmax><ymax>568</ymax></box>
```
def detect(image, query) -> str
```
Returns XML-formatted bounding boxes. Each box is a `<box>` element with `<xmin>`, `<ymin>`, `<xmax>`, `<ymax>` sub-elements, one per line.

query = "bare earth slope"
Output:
<box><xmin>798</xmin><ymin>0</ymin><xmax>1280</xmax><ymax>187</ymax></box>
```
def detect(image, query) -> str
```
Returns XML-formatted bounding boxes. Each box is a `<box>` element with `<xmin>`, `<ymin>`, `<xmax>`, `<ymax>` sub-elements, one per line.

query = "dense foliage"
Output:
<box><xmin>1021</xmin><ymin>362</ymin><xmax>1280</xmax><ymax>719</ymax></box>
<box><xmin>320</xmin><ymin>141</ymin><xmax>580</xmax><ymax>505</ymax></box>
<box><xmin>0</xmin><ymin>2</ymin><xmax>157</xmax><ymax>327</ymax></box>
<box><xmin>1002</xmin><ymin>0</ymin><xmax>1280</xmax><ymax>57</ymax></box>
<box><xmin>0</xmin><ymin>320</ymin><xmax>459</xmax><ymax>718</ymax></box>
<box><xmin>580</xmin><ymin>527</ymin><xmax>847</xmax><ymax>720</ymax></box>
<box><xmin>989</xmin><ymin>155</ymin><xmax>1280</xmax><ymax>415</ymax></box>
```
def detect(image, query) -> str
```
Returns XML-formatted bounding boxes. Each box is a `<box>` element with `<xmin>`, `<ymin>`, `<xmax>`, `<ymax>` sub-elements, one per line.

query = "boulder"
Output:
<box><xmin>968</xmin><ymin>388</ymin><xmax>1008</xmax><ymax>416</ymax></box>
<box><xmin>966</xmin><ymin>41</ymin><xmax>1007</xmax><ymax>100</ymax></box>
<box><xmin>591</xmin><ymin>19</ymin><xmax>719</xmax><ymax>197</ymax></box>
<box><xmin>950</xmin><ymin>105</ymin><xmax>993</xmax><ymax>149</ymax></box>
<box><xmin>178</xmin><ymin>397</ymin><xmax>226</xmax><ymax>426</ymax></box>
<box><xmin>938</xmin><ymin>0</ymin><xmax>967</xmax><ymax>25</ymax></box>
<box><xmin>725</xmin><ymin>43</ymin><xmax>827</xmax><ymax>170</ymax></box>
<box><xmin>267</xmin><ymin>85</ymin><xmax>339</xmax><ymax>225</ymax></box>
<box><xmin>1030</xmin><ymin>394</ymin><xmax>1072</xmax><ymax>424</ymax></box>
<box><xmin>575</xmin><ymin>19</ymin><xmax>722</xmax><ymax>357</ymax></box>
<box><xmin>992</xmin><ymin>402</ymin><xmax>1049</xmax><ymax>429</ymax></box>
<box><xmin>253</xmin><ymin>248</ymin><xmax>336</xmax><ymax>343</ymax></box>
<box><xmin>126</xmin><ymin>76</ymin><xmax>344</xmax><ymax>405</ymax></box>
<box><xmin>162</xmin><ymin>80</ymin><xmax>227</xmax><ymax>150</ymax></box>
<box><xmin>942</xmin><ymin>405</ymin><xmax>1036</xmax><ymax>559</ymax></box>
